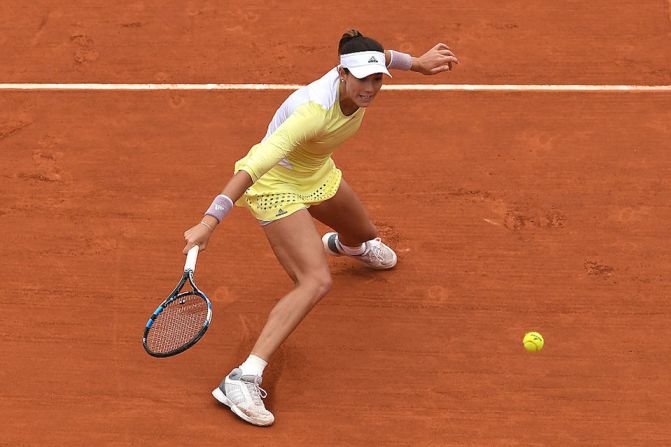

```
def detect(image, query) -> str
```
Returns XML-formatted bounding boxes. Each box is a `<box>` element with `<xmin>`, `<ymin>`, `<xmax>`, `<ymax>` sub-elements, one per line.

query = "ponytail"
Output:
<box><xmin>338</xmin><ymin>29</ymin><xmax>384</xmax><ymax>55</ymax></box>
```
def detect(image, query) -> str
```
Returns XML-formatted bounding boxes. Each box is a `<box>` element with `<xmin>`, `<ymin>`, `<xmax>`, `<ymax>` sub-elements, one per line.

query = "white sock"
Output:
<box><xmin>239</xmin><ymin>354</ymin><xmax>268</xmax><ymax>377</ymax></box>
<box><xmin>337</xmin><ymin>236</ymin><xmax>366</xmax><ymax>256</ymax></box>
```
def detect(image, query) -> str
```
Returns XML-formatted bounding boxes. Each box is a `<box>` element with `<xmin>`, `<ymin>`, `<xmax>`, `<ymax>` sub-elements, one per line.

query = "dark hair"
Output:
<box><xmin>338</xmin><ymin>29</ymin><xmax>384</xmax><ymax>55</ymax></box>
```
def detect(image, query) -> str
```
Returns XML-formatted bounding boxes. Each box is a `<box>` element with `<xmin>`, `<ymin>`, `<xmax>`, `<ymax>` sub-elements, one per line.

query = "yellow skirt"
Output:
<box><xmin>234</xmin><ymin>159</ymin><xmax>342</xmax><ymax>224</ymax></box>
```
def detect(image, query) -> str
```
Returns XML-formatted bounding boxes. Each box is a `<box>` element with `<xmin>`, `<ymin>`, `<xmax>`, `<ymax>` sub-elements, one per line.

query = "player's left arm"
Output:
<box><xmin>385</xmin><ymin>43</ymin><xmax>458</xmax><ymax>75</ymax></box>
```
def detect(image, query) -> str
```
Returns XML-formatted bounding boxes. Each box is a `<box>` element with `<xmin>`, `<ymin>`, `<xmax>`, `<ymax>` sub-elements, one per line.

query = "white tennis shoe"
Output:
<box><xmin>212</xmin><ymin>368</ymin><xmax>274</xmax><ymax>427</ymax></box>
<box><xmin>322</xmin><ymin>232</ymin><xmax>398</xmax><ymax>270</ymax></box>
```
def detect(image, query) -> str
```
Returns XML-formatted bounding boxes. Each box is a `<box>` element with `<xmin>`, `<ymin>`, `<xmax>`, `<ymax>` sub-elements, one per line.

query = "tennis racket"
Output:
<box><xmin>143</xmin><ymin>246</ymin><xmax>212</xmax><ymax>357</ymax></box>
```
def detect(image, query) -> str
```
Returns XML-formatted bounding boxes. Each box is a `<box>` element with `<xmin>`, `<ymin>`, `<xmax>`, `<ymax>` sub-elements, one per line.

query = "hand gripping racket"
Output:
<box><xmin>143</xmin><ymin>246</ymin><xmax>212</xmax><ymax>357</ymax></box>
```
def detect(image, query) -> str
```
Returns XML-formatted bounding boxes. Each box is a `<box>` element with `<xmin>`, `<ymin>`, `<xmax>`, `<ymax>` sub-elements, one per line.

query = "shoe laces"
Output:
<box><xmin>366</xmin><ymin>238</ymin><xmax>387</xmax><ymax>263</ymax></box>
<box><xmin>242</xmin><ymin>376</ymin><xmax>268</xmax><ymax>405</ymax></box>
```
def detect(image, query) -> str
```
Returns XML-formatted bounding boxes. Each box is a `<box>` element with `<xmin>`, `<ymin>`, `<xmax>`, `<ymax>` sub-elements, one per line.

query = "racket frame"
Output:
<box><xmin>143</xmin><ymin>247</ymin><xmax>212</xmax><ymax>357</ymax></box>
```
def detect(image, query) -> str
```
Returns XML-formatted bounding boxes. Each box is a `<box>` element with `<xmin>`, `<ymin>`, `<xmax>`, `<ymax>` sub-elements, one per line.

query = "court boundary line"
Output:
<box><xmin>1</xmin><ymin>83</ymin><xmax>671</xmax><ymax>92</ymax></box>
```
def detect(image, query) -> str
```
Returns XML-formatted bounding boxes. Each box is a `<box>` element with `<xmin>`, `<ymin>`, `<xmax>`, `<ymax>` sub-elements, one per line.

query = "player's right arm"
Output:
<box><xmin>234</xmin><ymin>102</ymin><xmax>326</xmax><ymax>182</ymax></box>
<box><xmin>183</xmin><ymin>102</ymin><xmax>326</xmax><ymax>253</ymax></box>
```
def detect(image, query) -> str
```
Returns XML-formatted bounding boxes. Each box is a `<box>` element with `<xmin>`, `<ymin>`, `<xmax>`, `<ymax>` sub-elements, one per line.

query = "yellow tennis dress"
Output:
<box><xmin>234</xmin><ymin>68</ymin><xmax>365</xmax><ymax>223</ymax></box>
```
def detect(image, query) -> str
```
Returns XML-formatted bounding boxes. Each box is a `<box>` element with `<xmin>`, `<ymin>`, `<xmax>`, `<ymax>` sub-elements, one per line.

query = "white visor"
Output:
<box><xmin>339</xmin><ymin>51</ymin><xmax>392</xmax><ymax>79</ymax></box>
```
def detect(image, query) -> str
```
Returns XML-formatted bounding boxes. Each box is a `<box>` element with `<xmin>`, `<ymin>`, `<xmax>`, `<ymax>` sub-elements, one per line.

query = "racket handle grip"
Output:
<box><xmin>185</xmin><ymin>245</ymin><xmax>199</xmax><ymax>272</ymax></box>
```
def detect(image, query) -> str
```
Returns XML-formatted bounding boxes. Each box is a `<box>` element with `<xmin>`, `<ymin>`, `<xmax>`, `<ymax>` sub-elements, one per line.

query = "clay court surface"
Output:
<box><xmin>2</xmin><ymin>2</ymin><xmax>671</xmax><ymax>446</ymax></box>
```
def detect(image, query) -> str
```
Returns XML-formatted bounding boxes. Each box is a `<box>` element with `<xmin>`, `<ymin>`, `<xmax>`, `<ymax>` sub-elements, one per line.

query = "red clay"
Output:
<box><xmin>2</xmin><ymin>2</ymin><xmax>671</xmax><ymax>446</ymax></box>
<box><xmin>2</xmin><ymin>1</ymin><xmax>670</xmax><ymax>84</ymax></box>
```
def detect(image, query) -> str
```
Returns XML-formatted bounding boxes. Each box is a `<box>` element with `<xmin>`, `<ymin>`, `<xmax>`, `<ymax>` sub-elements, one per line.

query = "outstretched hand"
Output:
<box><xmin>413</xmin><ymin>43</ymin><xmax>459</xmax><ymax>75</ymax></box>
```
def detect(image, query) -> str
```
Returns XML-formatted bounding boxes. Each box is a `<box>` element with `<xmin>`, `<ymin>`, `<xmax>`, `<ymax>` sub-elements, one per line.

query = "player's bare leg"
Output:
<box><xmin>212</xmin><ymin>209</ymin><xmax>331</xmax><ymax>426</ymax></box>
<box><xmin>252</xmin><ymin>209</ymin><xmax>332</xmax><ymax>358</ymax></box>
<box><xmin>308</xmin><ymin>178</ymin><xmax>377</xmax><ymax>246</ymax></box>
<box><xmin>309</xmin><ymin>178</ymin><xmax>397</xmax><ymax>269</ymax></box>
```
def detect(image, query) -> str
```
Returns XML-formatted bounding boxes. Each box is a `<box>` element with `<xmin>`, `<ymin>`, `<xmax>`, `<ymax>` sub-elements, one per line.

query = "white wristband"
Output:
<box><xmin>204</xmin><ymin>194</ymin><xmax>234</xmax><ymax>223</ymax></box>
<box><xmin>388</xmin><ymin>50</ymin><xmax>413</xmax><ymax>71</ymax></box>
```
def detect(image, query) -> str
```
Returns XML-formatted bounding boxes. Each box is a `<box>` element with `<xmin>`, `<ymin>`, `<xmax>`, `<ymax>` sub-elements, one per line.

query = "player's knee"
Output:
<box><xmin>301</xmin><ymin>271</ymin><xmax>332</xmax><ymax>302</ymax></box>
<box><xmin>313</xmin><ymin>272</ymin><xmax>332</xmax><ymax>299</ymax></box>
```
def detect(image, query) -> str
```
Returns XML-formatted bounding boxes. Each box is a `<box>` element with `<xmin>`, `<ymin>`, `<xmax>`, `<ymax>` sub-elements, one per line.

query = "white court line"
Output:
<box><xmin>0</xmin><ymin>83</ymin><xmax>670</xmax><ymax>92</ymax></box>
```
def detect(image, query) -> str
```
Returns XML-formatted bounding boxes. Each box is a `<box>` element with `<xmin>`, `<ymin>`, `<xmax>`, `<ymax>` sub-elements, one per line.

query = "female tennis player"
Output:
<box><xmin>183</xmin><ymin>30</ymin><xmax>458</xmax><ymax>426</ymax></box>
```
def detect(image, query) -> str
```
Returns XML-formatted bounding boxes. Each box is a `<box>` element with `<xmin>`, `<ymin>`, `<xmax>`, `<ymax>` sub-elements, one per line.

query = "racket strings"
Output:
<box><xmin>146</xmin><ymin>292</ymin><xmax>209</xmax><ymax>354</ymax></box>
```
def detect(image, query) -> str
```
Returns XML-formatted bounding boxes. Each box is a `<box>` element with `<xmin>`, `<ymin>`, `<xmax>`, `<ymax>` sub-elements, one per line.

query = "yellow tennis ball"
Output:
<box><xmin>523</xmin><ymin>332</ymin><xmax>544</xmax><ymax>352</ymax></box>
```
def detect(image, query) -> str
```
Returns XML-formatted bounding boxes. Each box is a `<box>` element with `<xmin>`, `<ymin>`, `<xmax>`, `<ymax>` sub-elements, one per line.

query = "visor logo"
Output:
<box><xmin>368</xmin><ymin>56</ymin><xmax>378</xmax><ymax>63</ymax></box>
